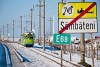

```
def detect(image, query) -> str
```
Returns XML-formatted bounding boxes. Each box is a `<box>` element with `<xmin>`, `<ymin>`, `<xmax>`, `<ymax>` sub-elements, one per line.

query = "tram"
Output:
<box><xmin>20</xmin><ymin>32</ymin><xmax>34</xmax><ymax>47</ymax></box>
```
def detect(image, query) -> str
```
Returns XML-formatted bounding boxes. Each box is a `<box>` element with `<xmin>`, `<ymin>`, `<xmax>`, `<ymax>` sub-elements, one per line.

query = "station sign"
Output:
<box><xmin>53</xmin><ymin>34</ymin><xmax>71</xmax><ymax>45</ymax></box>
<box><xmin>59</xmin><ymin>18</ymin><xmax>97</xmax><ymax>33</ymax></box>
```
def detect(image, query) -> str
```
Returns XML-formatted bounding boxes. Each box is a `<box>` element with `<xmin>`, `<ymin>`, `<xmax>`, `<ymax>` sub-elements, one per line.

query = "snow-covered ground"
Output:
<box><xmin>8</xmin><ymin>43</ymin><xmax>100</xmax><ymax>67</ymax></box>
<box><xmin>9</xmin><ymin>43</ymin><xmax>60</xmax><ymax>67</ymax></box>
<box><xmin>34</xmin><ymin>43</ymin><xmax>100</xmax><ymax>67</ymax></box>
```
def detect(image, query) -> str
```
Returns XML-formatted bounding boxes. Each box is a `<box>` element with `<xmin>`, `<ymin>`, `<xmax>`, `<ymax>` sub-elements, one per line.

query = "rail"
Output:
<box><xmin>29</xmin><ymin>47</ymin><xmax>84</xmax><ymax>67</ymax></box>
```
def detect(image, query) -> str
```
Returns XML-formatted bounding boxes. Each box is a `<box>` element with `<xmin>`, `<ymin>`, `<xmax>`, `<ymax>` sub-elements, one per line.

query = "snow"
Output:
<box><xmin>9</xmin><ymin>43</ymin><xmax>60</xmax><ymax>67</ymax></box>
<box><xmin>8</xmin><ymin>43</ymin><xmax>100</xmax><ymax>67</ymax></box>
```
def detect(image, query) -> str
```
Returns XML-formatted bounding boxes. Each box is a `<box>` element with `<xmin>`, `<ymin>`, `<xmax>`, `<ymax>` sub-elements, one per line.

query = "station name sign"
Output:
<box><xmin>59</xmin><ymin>19</ymin><xmax>97</xmax><ymax>33</ymax></box>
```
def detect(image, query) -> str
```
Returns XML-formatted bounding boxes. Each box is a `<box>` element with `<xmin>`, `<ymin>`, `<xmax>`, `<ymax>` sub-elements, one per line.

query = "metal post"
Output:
<box><xmin>13</xmin><ymin>20</ymin><xmax>14</xmax><ymax>42</ymax></box>
<box><xmin>42</xmin><ymin>0</ymin><xmax>45</xmax><ymax>51</ymax></box>
<box><xmin>80</xmin><ymin>33</ymin><xmax>85</xmax><ymax>63</ymax></box>
<box><xmin>3</xmin><ymin>26</ymin><xmax>5</xmax><ymax>37</ymax></box>
<box><xmin>90</xmin><ymin>33</ymin><xmax>94</xmax><ymax>67</ymax></box>
<box><xmin>20</xmin><ymin>16</ymin><xmax>22</xmax><ymax>34</ymax></box>
<box><xmin>80</xmin><ymin>0</ymin><xmax>85</xmax><ymax>65</ymax></box>
<box><xmin>7</xmin><ymin>24</ymin><xmax>9</xmax><ymax>40</ymax></box>
<box><xmin>24</xmin><ymin>27</ymin><xmax>25</xmax><ymax>33</ymax></box>
<box><xmin>79</xmin><ymin>0</ymin><xmax>91</xmax><ymax>66</ymax></box>
<box><xmin>49</xmin><ymin>17</ymin><xmax>53</xmax><ymax>36</ymax></box>
<box><xmin>60</xmin><ymin>0</ymin><xmax>63</xmax><ymax>63</ymax></box>
<box><xmin>26</xmin><ymin>21</ymin><xmax>28</xmax><ymax>32</ymax></box>
<box><xmin>53</xmin><ymin>16</ymin><xmax>55</xmax><ymax>34</ymax></box>
<box><xmin>37</xmin><ymin>0</ymin><xmax>43</xmax><ymax>45</ymax></box>
<box><xmin>34</xmin><ymin>21</ymin><xmax>35</xmax><ymax>31</ymax></box>
<box><xmin>2</xmin><ymin>26</ymin><xmax>5</xmax><ymax>41</ymax></box>
<box><xmin>30</xmin><ymin>9</ymin><xmax>33</xmax><ymax>32</ymax></box>
<box><xmin>97</xmin><ymin>43</ymin><xmax>98</xmax><ymax>60</ymax></box>
<box><xmin>70</xmin><ymin>45</ymin><xmax>72</xmax><ymax>61</ymax></box>
<box><xmin>61</xmin><ymin>45</ymin><xmax>63</xmax><ymax>67</ymax></box>
<box><xmin>39</xmin><ymin>0</ymin><xmax>41</xmax><ymax>45</ymax></box>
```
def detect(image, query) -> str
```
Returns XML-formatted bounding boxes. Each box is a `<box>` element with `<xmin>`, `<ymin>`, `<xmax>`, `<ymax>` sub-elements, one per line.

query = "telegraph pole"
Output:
<box><xmin>37</xmin><ymin>0</ymin><xmax>43</xmax><ymax>45</ymax></box>
<box><xmin>42</xmin><ymin>0</ymin><xmax>45</xmax><ymax>51</ymax></box>
<box><xmin>49</xmin><ymin>17</ymin><xmax>53</xmax><ymax>36</ymax></box>
<box><xmin>13</xmin><ymin>20</ymin><xmax>14</xmax><ymax>42</ymax></box>
<box><xmin>20</xmin><ymin>16</ymin><xmax>22</xmax><ymax>34</ymax></box>
<box><xmin>80</xmin><ymin>0</ymin><xmax>85</xmax><ymax>64</ymax></box>
<box><xmin>24</xmin><ymin>27</ymin><xmax>25</xmax><ymax>33</ymax></box>
<box><xmin>3</xmin><ymin>26</ymin><xmax>5</xmax><ymax>37</ymax></box>
<box><xmin>30</xmin><ymin>9</ymin><xmax>33</xmax><ymax>32</ymax></box>
<box><xmin>26</xmin><ymin>21</ymin><xmax>28</xmax><ymax>32</ymax></box>
<box><xmin>79</xmin><ymin>0</ymin><xmax>91</xmax><ymax>66</ymax></box>
<box><xmin>2</xmin><ymin>26</ymin><xmax>5</xmax><ymax>41</ymax></box>
<box><xmin>80</xmin><ymin>33</ymin><xmax>85</xmax><ymax>63</ymax></box>
<box><xmin>90</xmin><ymin>33</ymin><xmax>94</xmax><ymax>67</ymax></box>
<box><xmin>7</xmin><ymin>24</ymin><xmax>9</xmax><ymax>40</ymax></box>
<box><xmin>34</xmin><ymin>21</ymin><xmax>35</xmax><ymax>31</ymax></box>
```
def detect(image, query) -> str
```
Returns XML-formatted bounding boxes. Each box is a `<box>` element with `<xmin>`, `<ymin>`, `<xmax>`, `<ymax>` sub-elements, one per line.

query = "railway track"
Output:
<box><xmin>10</xmin><ymin>43</ymin><xmax>84</xmax><ymax>67</ymax></box>
<box><xmin>29</xmin><ymin>48</ymin><xmax>66</xmax><ymax>67</ymax></box>
<box><xmin>29</xmin><ymin>47</ymin><xmax>84</xmax><ymax>67</ymax></box>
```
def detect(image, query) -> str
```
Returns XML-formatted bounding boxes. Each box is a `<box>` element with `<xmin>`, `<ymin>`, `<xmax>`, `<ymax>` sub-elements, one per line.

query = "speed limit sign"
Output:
<box><xmin>62</xmin><ymin>3</ymin><xmax>74</xmax><ymax>16</ymax></box>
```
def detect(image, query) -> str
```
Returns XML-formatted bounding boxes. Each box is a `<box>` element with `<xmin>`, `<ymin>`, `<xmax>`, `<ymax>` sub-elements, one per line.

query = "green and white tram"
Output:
<box><xmin>20</xmin><ymin>32</ymin><xmax>34</xmax><ymax>47</ymax></box>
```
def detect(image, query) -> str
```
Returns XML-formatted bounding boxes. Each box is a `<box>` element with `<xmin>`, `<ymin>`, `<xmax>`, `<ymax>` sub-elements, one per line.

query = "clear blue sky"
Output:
<box><xmin>0</xmin><ymin>0</ymin><xmax>100</xmax><ymax>39</ymax></box>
